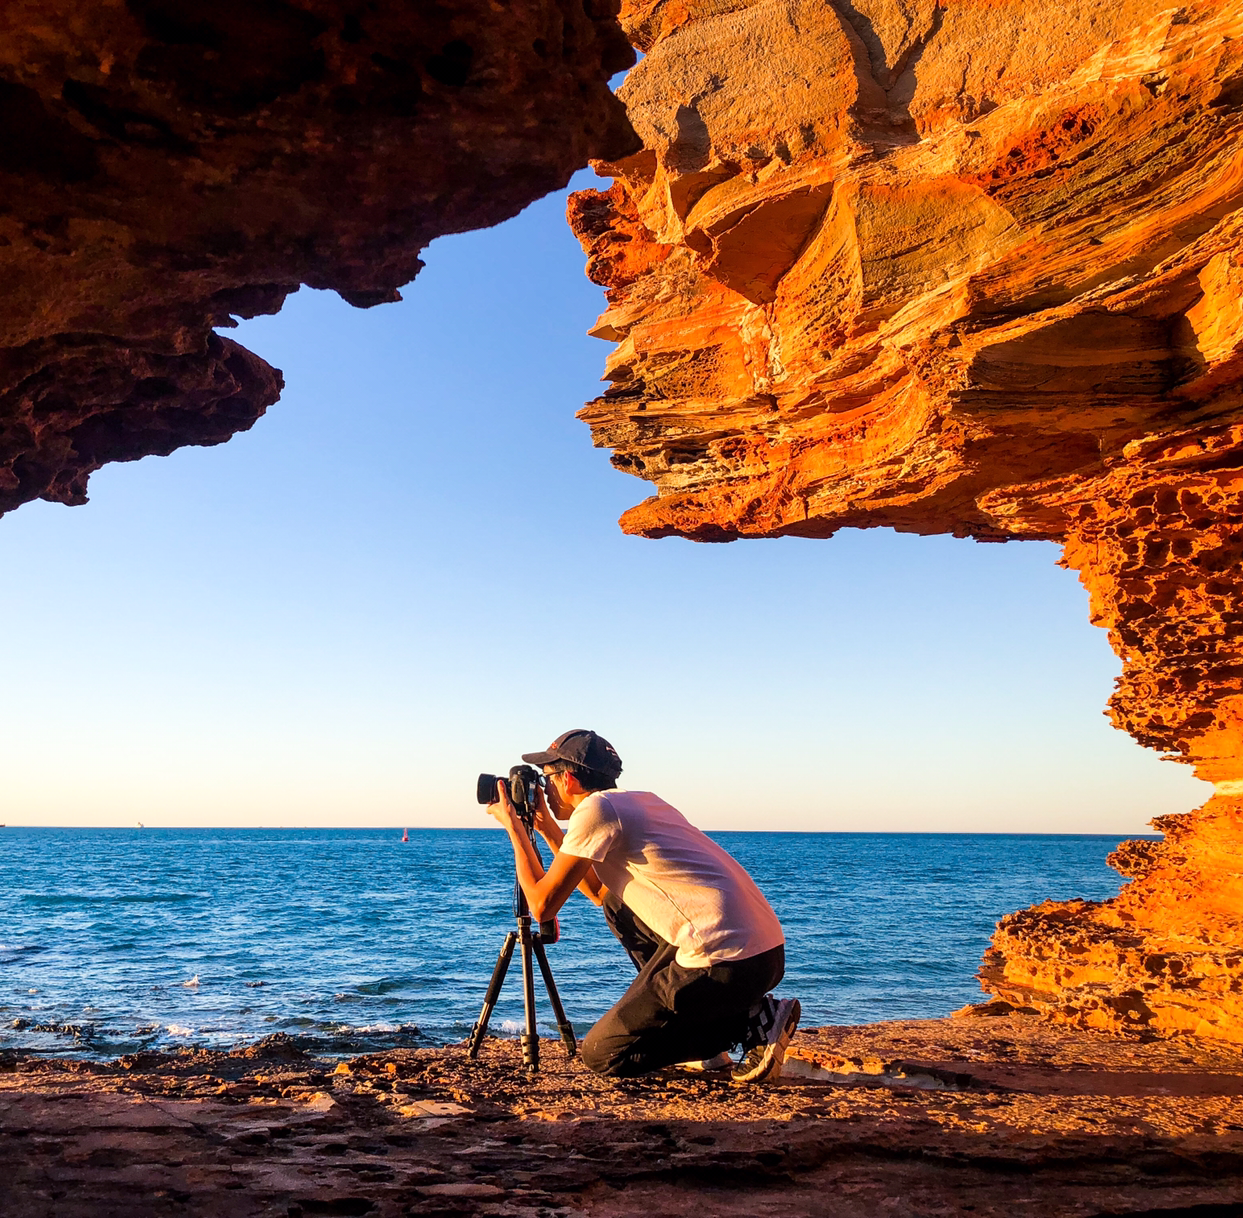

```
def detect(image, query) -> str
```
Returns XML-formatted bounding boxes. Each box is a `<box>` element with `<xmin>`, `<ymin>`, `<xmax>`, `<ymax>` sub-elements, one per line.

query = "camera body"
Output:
<box><xmin>476</xmin><ymin>764</ymin><xmax>558</xmax><ymax>944</ymax></box>
<box><xmin>476</xmin><ymin>764</ymin><xmax>543</xmax><ymax>825</ymax></box>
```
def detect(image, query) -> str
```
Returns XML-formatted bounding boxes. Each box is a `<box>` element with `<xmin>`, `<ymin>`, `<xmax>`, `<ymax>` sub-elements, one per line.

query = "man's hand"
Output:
<box><xmin>486</xmin><ymin>778</ymin><xmax>521</xmax><ymax>832</ymax></box>
<box><xmin>531</xmin><ymin>782</ymin><xmax>561</xmax><ymax>844</ymax></box>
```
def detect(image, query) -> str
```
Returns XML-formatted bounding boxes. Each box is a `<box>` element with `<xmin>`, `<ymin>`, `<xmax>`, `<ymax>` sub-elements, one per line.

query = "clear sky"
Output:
<box><xmin>0</xmin><ymin>171</ymin><xmax>1209</xmax><ymax>833</ymax></box>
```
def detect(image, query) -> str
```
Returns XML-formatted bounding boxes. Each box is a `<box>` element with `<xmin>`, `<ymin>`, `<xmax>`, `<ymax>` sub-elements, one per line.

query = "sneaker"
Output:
<box><xmin>732</xmin><ymin>996</ymin><xmax>801</xmax><ymax>1084</ymax></box>
<box><xmin>674</xmin><ymin>1051</ymin><xmax>733</xmax><ymax>1073</ymax></box>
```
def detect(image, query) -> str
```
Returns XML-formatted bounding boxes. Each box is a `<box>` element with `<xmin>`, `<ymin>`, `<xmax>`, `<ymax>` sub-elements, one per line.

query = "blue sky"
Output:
<box><xmin>0</xmin><ymin>171</ymin><xmax>1208</xmax><ymax>832</ymax></box>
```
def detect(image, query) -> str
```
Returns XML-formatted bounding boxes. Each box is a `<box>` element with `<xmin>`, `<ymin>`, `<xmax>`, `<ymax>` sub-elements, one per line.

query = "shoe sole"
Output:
<box><xmin>733</xmin><ymin>998</ymin><xmax>801</xmax><ymax>1085</ymax></box>
<box><xmin>672</xmin><ymin>1052</ymin><xmax>733</xmax><ymax>1073</ymax></box>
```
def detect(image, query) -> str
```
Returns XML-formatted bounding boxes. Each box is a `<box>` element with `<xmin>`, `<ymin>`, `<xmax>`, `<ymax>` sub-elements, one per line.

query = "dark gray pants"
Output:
<box><xmin>580</xmin><ymin>893</ymin><xmax>784</xmax><ymax>1078</ymax></box>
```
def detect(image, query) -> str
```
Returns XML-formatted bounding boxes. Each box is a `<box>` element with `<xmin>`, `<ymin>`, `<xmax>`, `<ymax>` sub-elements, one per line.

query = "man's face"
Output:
<box><xmin>542</xmin><ymin>768</ymin><xmax>572</xmax><ymax>820</ymax></box>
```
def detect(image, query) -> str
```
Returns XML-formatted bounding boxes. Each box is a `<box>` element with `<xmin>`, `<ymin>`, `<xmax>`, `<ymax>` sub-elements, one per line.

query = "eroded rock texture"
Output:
<box><xmin>4</xmin><ymin>1022</ymin><xmax>1243</xmax><ymax>1217</ymax></box>
<box><xmin>0</xmin><ymin>0</ymin><xmax>635</xmax><ymax>512</ymax></box>
<box><xmin>569</xmin><ymin>2</ymin><xmax>1243</xmax><ymax>1039</ymax></box>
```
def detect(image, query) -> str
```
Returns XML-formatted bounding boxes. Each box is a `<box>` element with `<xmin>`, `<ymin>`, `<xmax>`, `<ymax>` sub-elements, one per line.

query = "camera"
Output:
<box><xmin>476</xmin><ymin>764</ymin><xmax>558</xmax><ymax>944</ymax></box>
<box><xmin>476</xmin><ymin>765</ymin><xmax>544</xmax><ymax>825</ymax></box>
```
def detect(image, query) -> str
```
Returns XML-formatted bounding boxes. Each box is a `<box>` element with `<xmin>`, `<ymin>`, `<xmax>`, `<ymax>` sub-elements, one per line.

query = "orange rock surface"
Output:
<box><xmin>569</xmin><ymin>1</ymin><xmax>1243</xmax><ymax>1040</ymax></box>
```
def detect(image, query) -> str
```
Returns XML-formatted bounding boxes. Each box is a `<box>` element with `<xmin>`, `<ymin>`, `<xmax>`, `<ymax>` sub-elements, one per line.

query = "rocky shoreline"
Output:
<box><xmin>4</xmin><ymin>1014</ymin><xmax>1242</xmax><ymax>1217</ymax></box>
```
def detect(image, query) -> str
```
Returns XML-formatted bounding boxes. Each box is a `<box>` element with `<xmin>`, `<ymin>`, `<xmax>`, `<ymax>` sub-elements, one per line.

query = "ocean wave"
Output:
<box><xmin>352</xmin><ymin>977</ymin><xmax>413</xmax><ymax>996</ymax></box>
<box><xmin>496</xmin><ymin>1018</ymin><xmax>569</xmax><ymax>1037</ymax></box>
<box><xmin>21</xmin><ymin>893</ymin><xmax>201</xmax><ymax>905</ymax></box>
<box><xmin>0</xmin><ymin>945</ymin><xmax>45</xmax><ymax>965</ymax></box>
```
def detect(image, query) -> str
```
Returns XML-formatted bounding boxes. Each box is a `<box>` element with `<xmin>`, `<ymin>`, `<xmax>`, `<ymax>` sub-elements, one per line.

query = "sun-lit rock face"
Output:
<box><xmin>0</xmin><ymin>0</ymin><xmax>636</xmax><ymax>513</ymax></box>
<box><xmin>570</xmin><ymin>0</ymin><xmax>1243</xmax><ymax>1039</ymax></box>
<box><xmin>982</xmin><ymin>794</ymin><xmax>1243</xmax><ymax>1042</ymax></box>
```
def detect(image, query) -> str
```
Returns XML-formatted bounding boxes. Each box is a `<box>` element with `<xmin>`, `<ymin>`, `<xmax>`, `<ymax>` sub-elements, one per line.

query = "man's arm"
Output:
<box><xmin>532</xmin><ymin>793</ymin><xmax>608</xmax><ymax>906</ymax></box>
<box><xmin>491</xmin><ymin>780</ymin><xmax>597</xmax><ymax>922</ymax></box>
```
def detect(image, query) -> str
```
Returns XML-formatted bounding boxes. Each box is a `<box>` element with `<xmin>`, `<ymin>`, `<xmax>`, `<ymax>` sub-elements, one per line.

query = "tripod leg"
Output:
<box><xmin>532</xmin><ymin>937</ymin><xmax>577</xmax><ymax>1059</ymax></box>
<box><xmin>467</xmin><ymin>931</ymin><xmax>517</xmax><ymax>1059</ymax></box>
<box><xmin>519</xmin><ymin>919</ymin><xmax>539</xmax><ymax>1072</ymax></box>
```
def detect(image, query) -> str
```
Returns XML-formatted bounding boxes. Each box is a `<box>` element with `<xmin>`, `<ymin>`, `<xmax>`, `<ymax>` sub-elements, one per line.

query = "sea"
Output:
<box><xmin>0</xmin><ymin>828</ymin><xmax>1138</xmax><ymax>1060</ymax></box>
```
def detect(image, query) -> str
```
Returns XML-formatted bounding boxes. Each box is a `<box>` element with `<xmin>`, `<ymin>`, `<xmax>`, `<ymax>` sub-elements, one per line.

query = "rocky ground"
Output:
<box><xmin>2</xmin><ymin>1014</ymin><xmax>1242</xmax><ymax>1217</ymax></box>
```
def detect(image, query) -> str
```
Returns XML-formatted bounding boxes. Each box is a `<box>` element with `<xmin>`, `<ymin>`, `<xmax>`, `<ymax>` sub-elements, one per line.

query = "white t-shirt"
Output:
<box><xmin>559</xmin><ymin>789</ymin><xmax>785</xmax><ymax>969</ymax></box>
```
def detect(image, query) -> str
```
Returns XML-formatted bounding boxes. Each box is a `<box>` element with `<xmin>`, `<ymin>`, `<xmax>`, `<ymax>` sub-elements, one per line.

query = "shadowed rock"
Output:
<box><xmin>0</xmin><ymin>0</ymin><xmax>637</xmax><ymax>512</ymax></box>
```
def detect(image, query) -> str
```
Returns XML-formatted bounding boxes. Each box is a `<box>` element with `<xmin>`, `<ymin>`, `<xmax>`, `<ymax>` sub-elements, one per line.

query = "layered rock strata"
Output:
<box><xmin>0</xmin><ymin>1</ymin><xmax>635</xmax><ymax>512</ymax></box>
<box><xmin>570</xmin><ymin>2</ymin><xmax>1243</xmax><ymax>1039</ymax></box>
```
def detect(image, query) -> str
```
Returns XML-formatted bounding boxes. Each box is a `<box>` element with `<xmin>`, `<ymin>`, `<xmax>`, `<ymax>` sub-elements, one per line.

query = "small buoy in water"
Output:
<box><xmin>401</xmin><ymin>828</ymin><xmax>409</xmax><ymax>842</ymax></box>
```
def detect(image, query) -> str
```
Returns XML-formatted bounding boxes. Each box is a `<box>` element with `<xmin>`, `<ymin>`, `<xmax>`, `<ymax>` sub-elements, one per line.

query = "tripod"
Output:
<box><xmin>466</xmin><ymin>818</ymin><xmax>577</xmax><ymax>1072</ymax></box>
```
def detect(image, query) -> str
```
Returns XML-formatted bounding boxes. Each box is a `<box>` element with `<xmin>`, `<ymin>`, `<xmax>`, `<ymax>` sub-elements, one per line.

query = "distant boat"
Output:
<box><xmin>401</xmin><ymin>828</ymin><xmax>409</xmax><ymax>843</ymax></box>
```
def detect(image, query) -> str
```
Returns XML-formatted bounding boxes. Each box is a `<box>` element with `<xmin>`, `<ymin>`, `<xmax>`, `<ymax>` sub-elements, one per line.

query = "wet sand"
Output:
<box><xmin>3</xmin><ymin>1014</ymin><xmax>1242</xmax><ymax>1217</ymax></box>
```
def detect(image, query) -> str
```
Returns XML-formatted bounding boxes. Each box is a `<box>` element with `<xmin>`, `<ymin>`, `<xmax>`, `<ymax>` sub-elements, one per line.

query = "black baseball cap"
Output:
<box><xmin>522</xmin><ymin>729</ymin><xmax>623</xmax><ymax>779</ymax></box>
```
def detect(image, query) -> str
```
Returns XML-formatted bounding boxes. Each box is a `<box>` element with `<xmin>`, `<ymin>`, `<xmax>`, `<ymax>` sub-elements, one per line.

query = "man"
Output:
<box><xmin>485</xmin><ymin>728</ymin><xmax>800</xmax><ymax>1083</ymax></box>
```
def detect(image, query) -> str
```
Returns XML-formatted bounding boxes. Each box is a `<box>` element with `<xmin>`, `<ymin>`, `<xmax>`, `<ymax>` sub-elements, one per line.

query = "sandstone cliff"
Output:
<box><xmin>0</xmin><ymin>1</ymin><xmax>635</xmax><ymax>513</ymax></box>
<box><xmin>570</xmin><ymin>1</ymin><xmax>1243</xmax><ymax>1039</ymax></box>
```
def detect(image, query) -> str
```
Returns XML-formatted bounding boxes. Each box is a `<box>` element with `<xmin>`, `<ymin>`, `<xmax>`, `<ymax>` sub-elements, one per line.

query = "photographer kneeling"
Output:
<box><xmin>485</xmin><ymin>729</ymin><xmax>800</xmax><ymax>1083</ymax></box>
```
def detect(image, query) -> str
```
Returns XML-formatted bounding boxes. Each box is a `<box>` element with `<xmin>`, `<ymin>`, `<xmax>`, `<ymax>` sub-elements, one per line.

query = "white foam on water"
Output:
<box><xmin>166</xmin><ymin>1024</ymin><xmax>195</xmax><ymax>1037</ymax></box>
